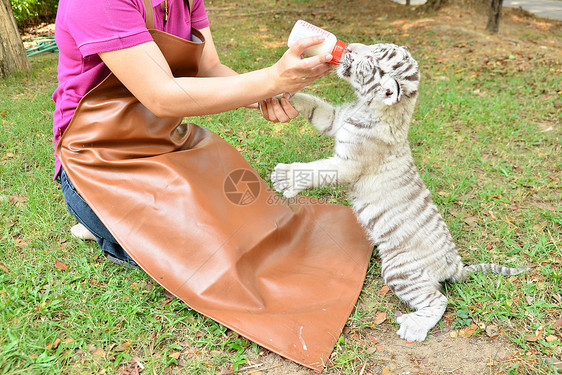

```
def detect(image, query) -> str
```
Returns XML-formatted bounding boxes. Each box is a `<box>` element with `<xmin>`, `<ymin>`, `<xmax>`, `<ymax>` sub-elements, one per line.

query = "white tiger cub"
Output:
<box><xmin>271</xmin><ymin>43</ymin><xmax>528</xmax><ymax>342</ymax></box>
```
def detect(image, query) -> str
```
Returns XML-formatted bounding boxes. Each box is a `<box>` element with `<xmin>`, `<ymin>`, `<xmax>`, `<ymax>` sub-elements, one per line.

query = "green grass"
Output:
<box><xmin>1</xmin><ymin>0</ymin><xmax>561</xmax><ymax>373</ymax></box>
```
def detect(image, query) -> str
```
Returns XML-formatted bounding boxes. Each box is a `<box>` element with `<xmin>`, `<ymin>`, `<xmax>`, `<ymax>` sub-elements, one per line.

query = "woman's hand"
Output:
<box><xmin>269</xmin><ymin>36</ymin><xmax>333</xmax><ymax>94</ymax></box>
<box><xmin>258</xmin><ymin>93</ymin><xmax>299</xmax><ymax>123</ymax></box>
<box><xmin>259</xmin><ymin>36</ymin><xmax>332</xmax><ymax>122</ymax></box>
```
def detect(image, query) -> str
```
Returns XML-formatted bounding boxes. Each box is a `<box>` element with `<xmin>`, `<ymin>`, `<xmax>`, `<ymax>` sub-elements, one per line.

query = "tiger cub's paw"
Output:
<box><xmin>271</xmin><ymin>162</ymin><xmax>306</xmax><ymax>198</ymax></box>
<box><xmin>395</xmin><ymin>312</ymin><xmax>431</xmax><ymax>342</ymax></box>
<box><xmin>289</xmin><ymin>93</ymin><xmax>316</xmax><ymax>118</ymax></box>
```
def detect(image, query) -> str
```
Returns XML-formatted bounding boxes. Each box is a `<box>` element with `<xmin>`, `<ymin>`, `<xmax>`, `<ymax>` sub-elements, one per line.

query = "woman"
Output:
<box><xmin>53</xmin><ymin>1</ymin><xmax>374</xmax><ymax>370</ymax></box>
<box><xmin>53</xmin><ymin>0</ymin><xmax>333</xmax><ymax>265</ymax></box>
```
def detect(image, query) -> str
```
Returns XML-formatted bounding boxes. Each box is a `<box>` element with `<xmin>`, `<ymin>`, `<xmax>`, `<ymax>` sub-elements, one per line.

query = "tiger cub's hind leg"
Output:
<box><xmin>385</xmin><ymin>270</ymin><xmax>448</xmax><ymax>342</ymax></box>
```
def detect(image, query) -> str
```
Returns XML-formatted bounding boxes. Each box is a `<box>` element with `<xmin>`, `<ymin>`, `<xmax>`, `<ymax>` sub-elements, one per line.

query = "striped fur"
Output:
<box><xmin>271</xmin><ymin>43</ymin><xmax>528</xmax><ymax>342</ymax></box>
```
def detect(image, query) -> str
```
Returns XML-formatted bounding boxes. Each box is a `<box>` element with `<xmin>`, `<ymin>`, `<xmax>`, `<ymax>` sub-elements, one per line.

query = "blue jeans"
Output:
<box><xmin>58</xmin><ymin>168</ymin><xmax>137</xmax><ymax>266</ymax></box>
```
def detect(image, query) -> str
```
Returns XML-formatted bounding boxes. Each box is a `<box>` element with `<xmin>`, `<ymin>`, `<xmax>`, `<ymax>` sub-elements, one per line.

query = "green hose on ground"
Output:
<box><xmin>24</xmin><ymin>37</ymin><xmax>58</xmax><ymax>57</ymax></box>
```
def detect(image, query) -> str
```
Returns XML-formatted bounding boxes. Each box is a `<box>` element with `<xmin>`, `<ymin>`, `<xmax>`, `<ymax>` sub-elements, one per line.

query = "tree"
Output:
<box><xmin>0</xmin><ymin>0</ymin><xmax>30</xmax><ymax>78</ymax></box>
<box><xmin>486</xmin><ymin>0</ymin><xmax>503</xmax><ymax>33</ymax></box>
<box><xmin>424</xmin><ymin>0</ymin><xmax>447</xmax><ymax>10</ymax></box>
<box><xmin>423</xmin><ymin>0</ymin><xmax>504</xmax><ymax>33</ymax></box>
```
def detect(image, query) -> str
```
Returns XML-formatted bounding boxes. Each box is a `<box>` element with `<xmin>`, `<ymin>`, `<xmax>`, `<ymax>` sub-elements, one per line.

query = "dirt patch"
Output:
<box><xmin>241</xmin><ymin>351</ymin><xmax>316</xmax><ymax>374</ymax></box>
<box><xmin>236</xmin><ymin>326</ymin><xmax>520</xmax><ymax>374</ymax></box>
<box><xmin>366</xmin><ymin>327</ymin><xmax>519</xmax><ymax>374</ymax></box>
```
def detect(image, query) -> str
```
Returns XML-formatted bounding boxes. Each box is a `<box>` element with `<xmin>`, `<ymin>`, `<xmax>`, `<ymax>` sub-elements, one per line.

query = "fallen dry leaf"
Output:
<box><xmin>532</xmin><ymin>221</ymin><xmax>548</xmax><ymax>233</ymax></box>
<box><xmin>535</xmin><ymin>325</ymin><xmax>543</xmax><ymax>340</ymax></box>
<box><xmin>0</xmin><ymin>195</ymin><xmax>29</xmax><ymax>206</ymax></box>
<box><xmin>473</xmin><ymin>318</ymin><xmax>486</xmax><ymax>330</ymax></box>
<box><xmin>114</xmin><ymin>341</ymin><xmax>132</xmax><ymax>352</ymax></box>
<box><xmin>378</xmin><ymin>285</ymin><xmax>390</xmax><ymax>296</ymax></box>
<box><xmin>545</xmin><ymin>335</ymin><xmax>558</xmax><ymax>342</ymax></box>
<box><xmin>93</xmin><ymin>347</ymin><xmax>106</xmax><ymax>357</ymax></box>
<box><xmin>443</xmin><ymin>313</ymin><xmax>455</xmax><ymax>325</ymax></box>
<box><xmin>374</xmin><ymin>312</ymin><xmax>387</xmax><ymax>325</ymax></box>
<box><xmin>486</xmin><ymin>325</ymin><xmax>499</xmax><ymax>339</ymax></box>
<box><xmin>46</xmin><ymin>338</ymin><xmax>61</xmax><ymax>350</ymax></box>
<box><xmin>458</xmin><ymin>323</ymin><xmax>478</xmax><ymax>338</ymax></box>
<box><xmin>132</xmin><ymin>357</ymin><xmax>144</xmax><ymax>370</ymax></box>
<box><xmin>163</xmin><ymin>289</ymin><xmax>175</xmax><ymax>299</ymax></box>
<box><xmin>0</xmin><ymin>262</ymin><xmax>10</xmax><ymax>274</ymax></box>
<box><xmin>142</xmin><ymin>281</ymin><xmax>153</xmax><ymax>291</ymax></box>
<box><xmin>367</xmin><ymin>334</ymin><xmax>378</xmax><ymax>344</ymax></box>
<box><xmin>461</xmin><ymin>323</ymin><xmax>478</xmax><ymax>337</ymax></box>
<box><xmin>525</xmin><ymin>333</ymin><xmax>539</xmax><ymax>342</ymax></box>
<box><xmin>382</xmin><ymin>367</ymin><xmax>390</xmax><ymax>374</ymax></box>
<box><xmin>553</xmin><ymin>316</ymin><xmax>562</xmax><ymax>330</ymax></box>
<box><xmin>168</xmin><ymin>351</ymin><xmax>181</xmax><ymax>360</ymax></box>
<box><xmin>119</xmin><ymin>361</ymin><xmax>140</xmax><ymax>375</ymax></box>
<box><xmin>55</xmin><ymin>260</ymin><xmax>68</xmax><ymax>271</ymax></box>
<box><xmin>464</xmin><ymin>216</ymin><xmax>478</xmax><ymax>227</ymax></box>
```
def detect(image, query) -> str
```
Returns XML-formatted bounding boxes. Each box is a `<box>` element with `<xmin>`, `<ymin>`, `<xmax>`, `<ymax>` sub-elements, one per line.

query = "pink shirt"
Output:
<box><xmin>52</xmin><ymin>0</ymin><xmax>209</xmax><ymax>179</ymax></box>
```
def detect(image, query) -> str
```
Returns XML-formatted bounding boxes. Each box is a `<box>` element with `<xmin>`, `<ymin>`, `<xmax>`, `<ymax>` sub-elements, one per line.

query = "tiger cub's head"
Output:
<box><xmin>337</xmin><ymin>43</ymin><xmax>419</xmax><ymax>107</ymax></box>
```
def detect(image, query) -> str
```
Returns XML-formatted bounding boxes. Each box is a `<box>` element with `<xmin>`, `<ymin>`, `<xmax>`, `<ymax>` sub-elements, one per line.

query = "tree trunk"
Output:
<box><xmin>486</xmin><ymin>0</ymin><xmax>503</xmax><ymax>33</ymax></box>
<box><xmin>423</xmin><ymin>0</ymin><xmax>503</xmax><ymax>33</ymax></box>
<box><xmin>0</xmin><ymin>0</ymin><xmax>31</xmax><ymax>78</ymax></box>
<box><xmin>424</xmin><ymin>0</ymin><xmax>447</xmax><ymax>10</ymax></box>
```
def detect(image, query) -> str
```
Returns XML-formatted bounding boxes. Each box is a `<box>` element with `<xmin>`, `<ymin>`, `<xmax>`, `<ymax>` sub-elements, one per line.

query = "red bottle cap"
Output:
<box><xmin>330</xmin><ymin>39</ymin><xmax>346</xmax><ymax>65</ymax></box>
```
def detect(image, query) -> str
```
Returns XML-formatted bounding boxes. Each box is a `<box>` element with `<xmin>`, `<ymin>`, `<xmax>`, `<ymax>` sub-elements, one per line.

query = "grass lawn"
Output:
<box><xmin>1</xmin><ymin>0</ymin><xmax>560</xmax><ymax>373</ymax></box>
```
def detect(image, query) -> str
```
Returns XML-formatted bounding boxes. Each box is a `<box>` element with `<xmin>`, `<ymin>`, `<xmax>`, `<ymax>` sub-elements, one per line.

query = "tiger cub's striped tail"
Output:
<box><xmin>465</xmin><ymin>263</ymin><xmax>529</xmax><ymax>276</ymax></box>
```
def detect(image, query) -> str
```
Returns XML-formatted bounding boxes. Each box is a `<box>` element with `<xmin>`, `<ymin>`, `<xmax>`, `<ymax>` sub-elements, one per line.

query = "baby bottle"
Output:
<box><xmin>287</xmin><ymin>20</ymin><xmax>346</xmax><ymax>65</ymax></box>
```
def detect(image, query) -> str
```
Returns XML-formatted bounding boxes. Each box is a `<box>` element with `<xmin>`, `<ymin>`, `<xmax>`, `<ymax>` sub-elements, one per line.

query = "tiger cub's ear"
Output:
<box><xmin>381</xmin><ymin>76</ymin><xmax>401</xmax><ymax>106</ymax></box>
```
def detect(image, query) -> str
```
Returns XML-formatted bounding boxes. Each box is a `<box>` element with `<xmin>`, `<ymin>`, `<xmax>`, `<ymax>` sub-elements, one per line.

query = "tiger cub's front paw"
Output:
<box><xmin>289</xmin><ymin>93</ymin><xmax>316</xmax><ymax>119</ymax></box>
<box><xmin>271</xmin><ymin>163</ymin><xmax>308</xmax><ymax>198</ymax></box>
<box><xmin>396</xmin><ymin>312</ymin><xmax>431</xmax><ymax>342</ymax></box>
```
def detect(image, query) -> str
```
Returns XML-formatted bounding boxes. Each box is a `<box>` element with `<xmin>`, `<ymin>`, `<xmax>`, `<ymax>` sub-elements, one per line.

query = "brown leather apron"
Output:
<box><xmin>56</xmin><ymin>1</ymin><xmax>373</xmax><ymax>371</ymax></box>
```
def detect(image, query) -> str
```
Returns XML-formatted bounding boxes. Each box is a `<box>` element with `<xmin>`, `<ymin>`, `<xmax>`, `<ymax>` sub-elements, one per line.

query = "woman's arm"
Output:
<box><xmin>98</xmin><ymin>32</ymin><xmax>331</xmax><ymax>119</ymax></box>
<box><xmin>196</xmin><ymin>27</ymin><xmax>305</xmax><ymax>120</ymax></box>
<box><xmin>196</xmin><ymin>27</ymin><xmax>238</xmax><ymax>78</ymax></box>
